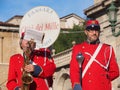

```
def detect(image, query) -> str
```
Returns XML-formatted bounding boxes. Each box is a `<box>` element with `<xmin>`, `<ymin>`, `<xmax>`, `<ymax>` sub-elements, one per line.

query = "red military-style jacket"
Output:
<box><xmin>70</xmin><ymin>42</ymin><xmax>119</xmax><ymax>90</ymax></box>
<box><xmin>6</xmin><ymin>48</ymin><xmax>56</xmax><ymax>90</ymax></box>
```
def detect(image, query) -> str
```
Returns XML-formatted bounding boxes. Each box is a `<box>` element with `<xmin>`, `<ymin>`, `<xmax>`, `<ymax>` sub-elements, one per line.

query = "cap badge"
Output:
<box><xmin>91</xmin><ymin>25</ymin><xmax>94</xmax><ymax>27</ymax></box>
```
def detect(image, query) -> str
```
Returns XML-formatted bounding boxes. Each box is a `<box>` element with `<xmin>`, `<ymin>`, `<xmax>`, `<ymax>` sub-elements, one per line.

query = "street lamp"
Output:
<box><xmin>107</xmin><ymin>0</ymin><xmax>120</xmax><ymax>37</ymax></box>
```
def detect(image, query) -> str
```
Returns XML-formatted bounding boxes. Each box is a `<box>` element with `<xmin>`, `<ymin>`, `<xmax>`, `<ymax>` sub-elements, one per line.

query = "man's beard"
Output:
<box><xmin>87</xmin><ymin>35</ymin><xmax>100</xmax><ymax>44</ymax></box>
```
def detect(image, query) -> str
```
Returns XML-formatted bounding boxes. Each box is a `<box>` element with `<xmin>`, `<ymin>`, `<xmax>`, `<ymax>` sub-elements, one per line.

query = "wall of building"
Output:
<box><xmin>94</xmin><ymin>0</ymin><xmax>104</xmax><ymax>4</ymax></box>
<box><xmin>0</xmin><ymin>32</ymin><xmax>22</xmax><ymax>63</ymax></box>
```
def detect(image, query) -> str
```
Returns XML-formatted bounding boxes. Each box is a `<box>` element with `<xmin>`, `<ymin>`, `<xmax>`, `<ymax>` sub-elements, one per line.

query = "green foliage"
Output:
<box><xmin>52</xmin><ymin>25</ymin><xmax>87</xmax><ymax>54</ymax></box>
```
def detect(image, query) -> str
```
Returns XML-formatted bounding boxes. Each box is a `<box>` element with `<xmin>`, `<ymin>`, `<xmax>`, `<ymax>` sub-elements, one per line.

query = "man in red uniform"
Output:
<box><xmin>70</xmin><ymin>19</ymin><xmax>119</xmax><ymax>90</ymax></box>
<box><xmin>6</xmin><ymin>33</ymin><xmax>56</xmax><ymax>90</ymax></box>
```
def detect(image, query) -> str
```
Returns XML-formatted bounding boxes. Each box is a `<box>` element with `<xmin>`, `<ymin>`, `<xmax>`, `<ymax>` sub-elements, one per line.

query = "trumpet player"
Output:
<box><xmin>6</xmin><ymin>33</ymin><xmax>56</xmax><ymax>90</ymax></box>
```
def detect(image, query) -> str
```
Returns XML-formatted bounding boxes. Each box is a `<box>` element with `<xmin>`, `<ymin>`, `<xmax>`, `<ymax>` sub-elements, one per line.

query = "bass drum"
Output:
<box><xmin>19</xmin><ymin>6</ymin><xmax>60</xmax><ymax>48</ymax></box>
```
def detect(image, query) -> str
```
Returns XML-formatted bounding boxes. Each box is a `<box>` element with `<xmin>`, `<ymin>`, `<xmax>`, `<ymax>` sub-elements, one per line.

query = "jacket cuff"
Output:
<box><xmin>32</xmin><ymin>65</ymin><xmax>42</xmax><ymax>77</ymax></box>
<box><xmin>14</xmin><ymin>86</ymin><xmax>20</xmax><ymax>90</ymax></box>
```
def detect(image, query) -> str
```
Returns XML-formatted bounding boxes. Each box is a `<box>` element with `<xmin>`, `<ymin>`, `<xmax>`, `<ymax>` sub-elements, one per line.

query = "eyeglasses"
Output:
<box><xmin>87</xmin><ymin>29</ymin><xmax>100</xmax><ymax>33</ymax></box>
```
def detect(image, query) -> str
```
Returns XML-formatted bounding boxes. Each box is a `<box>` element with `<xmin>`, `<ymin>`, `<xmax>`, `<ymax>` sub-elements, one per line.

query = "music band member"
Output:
<box><xmin>70</xmin><ymin>20</ymin><xmax>119</xmax><ymax>90</ymax></box>
<box><xmin>6</xmin><ymin>32</ymin><xmax>56</xmax><ymax>90</ymax></box>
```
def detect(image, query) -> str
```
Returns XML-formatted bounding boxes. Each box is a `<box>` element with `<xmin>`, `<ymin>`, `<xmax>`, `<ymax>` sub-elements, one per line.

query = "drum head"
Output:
<box><xmin>19</xmin><ymin>6</ymin><xmax>60</xmax><ymax>48</ymax></box>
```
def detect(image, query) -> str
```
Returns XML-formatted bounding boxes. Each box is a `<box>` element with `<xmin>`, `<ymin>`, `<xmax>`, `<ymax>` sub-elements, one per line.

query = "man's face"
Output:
<box><xmin>85</xmin><ymin>29</ymin><xmax>100</xmax><ymax>42</ymax></box>
<box><xmin>21</xmin><ymin>39</ymin><xmax>29</xmax><ymax>52</ymax></box>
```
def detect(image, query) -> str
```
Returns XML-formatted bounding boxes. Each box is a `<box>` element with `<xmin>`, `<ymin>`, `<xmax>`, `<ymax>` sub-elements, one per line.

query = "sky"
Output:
<box><xmin>0</xmin><ymin>0</ymin><xmax>93</xmax><ymax>22</ymax></box>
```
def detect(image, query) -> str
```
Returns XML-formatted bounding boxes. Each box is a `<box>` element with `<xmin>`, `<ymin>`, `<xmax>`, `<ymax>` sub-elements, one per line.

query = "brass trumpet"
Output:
<box><xmin>21</xmin><ymin>39</ymin><xmax>36</xmax><ymax>90</ymax></box>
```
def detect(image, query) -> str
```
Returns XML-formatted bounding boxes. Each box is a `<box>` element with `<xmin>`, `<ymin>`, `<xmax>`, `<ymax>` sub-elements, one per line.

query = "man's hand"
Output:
<box><xmin>73</xmin><ymin>84</ymin><xmax>82</xmax><ymax>90</ymax></box>
<box><xmin>24</xmin><ymin>64</ymin><xmax>34</xmax><ymax>72</ymax></box>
